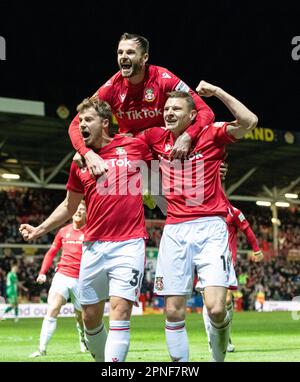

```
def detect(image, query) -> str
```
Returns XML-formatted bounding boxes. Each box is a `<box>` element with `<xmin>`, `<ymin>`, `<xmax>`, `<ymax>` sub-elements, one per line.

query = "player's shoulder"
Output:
<box><xmin>112</xmin><ymin>135</ymin><xmax>152</xmax><ymax>160</ymax></box>
<box><xmin>70</xmin><ymin>161</ymin><xmax>88</xmax><ymax>177</ymax></box>
<box><xmin>150</xmin><ymin>65</ymin><xmax>177</xmax><ymax>81</ymax></box>
<box><xmin>101</xmin><ymin>71</ymin><xmax>123</xmax><ymax>91</ymax></box>
<box><xmin>234</xmin><ymin>208</ymin><xmax>247</xmax><ymax>222</ymax></box>
<box><xmin>80</xmin><ymin>225</ymin><xmax>87</xmax><ymax>233</ymax></box>
<box><xmin>145</xmin><ymin>125</ymin><xmax>167</xmax><ymax>135</ymax></box>
<box><xmin>211</xmin><ymin>122</ymin><xmax>228</xmax><ymax>129</ymax></box>
<box><xmin>206</xmin><ymin>122</ymin><xmax>228</xmax><ymax>138</ymax></box>
<box><xmin>110</xmin><ymin>134</ymin><xmax>144</xmax><ymax>151</ymax></box>
<box><xmin>202</xmin><ymin>121</ymin><xmax>232</xmax><ymax>143</ymax></box>
<box><xmin>121</xmin><ymin>134</ymin><xmax>150</xmax><ymax>149</ymax></box>
<box><xmin>70</xmin><ymin>160</ymin><xmax>80</xmax><ymax>173</ymax></box>
<box><xmin>142</xmin><ymin>126</ymin><xmax>168</xmax><ymax>143</ymax></box>
<box><xmin>232</xmin><ymin>206</ymin><xmax>240</xmax><ymax>214</ymax></box>
<box><xmin>59</xmin><ymin>223</ymin><xmax>72</xmax><ymax>234</ymax></box>
<box><xmin>152</xmin><ymin>65</ymin><xmax>192</xmax><ymax>95</ymax></box>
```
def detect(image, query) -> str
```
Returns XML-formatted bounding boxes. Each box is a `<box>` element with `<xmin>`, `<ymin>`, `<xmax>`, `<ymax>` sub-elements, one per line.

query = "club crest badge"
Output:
<box><xmin>144</xmin><ymin>88</ymin><xmax>155</xmax><ymax>102</ymax></box>
<box><xmin>155</xmin><ymin>276</ymin><xmax>164</xmax><ymax>291</ymax></box>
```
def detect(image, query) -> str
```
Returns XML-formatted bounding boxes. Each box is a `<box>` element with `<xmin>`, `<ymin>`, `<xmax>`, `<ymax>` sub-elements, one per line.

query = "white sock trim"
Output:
<box><xmin>210</xmin><ymin>311</ymin><xmax>231</xmax><ymax>330</ymax></box>
<box><xmin>109</xmin><ymin>320</ymin><xmax>130</xmax><ymax>331</ymax></box>
<box><xmin>84</xmin><ymin>323</ymin><xmax>104</xmax><ymax>336</ymax></box>
<box><xmin>165</xmin><ymin>320</ymin><xmax>186</xmax><ymax>331</ymax></box>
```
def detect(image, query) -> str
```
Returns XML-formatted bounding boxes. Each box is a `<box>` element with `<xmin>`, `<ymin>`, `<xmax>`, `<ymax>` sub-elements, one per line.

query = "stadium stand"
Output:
<box><xmin>1</xmin><ymin>102</ymin><xmax>300</xmax><ymax>310</ymax></box>
<box><xmin>0</xmin><ymin>186</ymin><xmax>300</xmax><ymax>308</ymax></box>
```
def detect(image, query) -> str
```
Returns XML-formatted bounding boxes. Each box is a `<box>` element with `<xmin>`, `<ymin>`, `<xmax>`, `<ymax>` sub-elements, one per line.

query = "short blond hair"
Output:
<box><xmin>166</xmin><ymin>91</ymin><xmax>196</xmax><ymax>111</ymax></box>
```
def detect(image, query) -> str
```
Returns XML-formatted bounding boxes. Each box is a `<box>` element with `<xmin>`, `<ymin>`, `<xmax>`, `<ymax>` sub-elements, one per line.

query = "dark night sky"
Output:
<box><xmin>1</xmin><ymin>1</ymin><xmax>300</xmax><ymax>131</ymax></box>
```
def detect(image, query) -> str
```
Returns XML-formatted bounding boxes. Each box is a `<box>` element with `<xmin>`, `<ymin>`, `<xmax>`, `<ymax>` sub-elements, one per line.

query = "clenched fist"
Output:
<box><xmin>19</xmin><ymin>224</ymin><xmax>40</xmax><ymax>241</ymax></box>
<box><xmin>196</xmin><ymin>80</ymin><xmax>219</xmax><ymax>97</ymax></box>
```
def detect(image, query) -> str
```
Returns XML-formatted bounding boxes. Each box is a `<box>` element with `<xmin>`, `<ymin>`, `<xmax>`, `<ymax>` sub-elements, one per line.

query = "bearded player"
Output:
<box><xmin>68</xmin><ymin>32</ymin><xmax>214</xmax><ymax>178</ymax></box>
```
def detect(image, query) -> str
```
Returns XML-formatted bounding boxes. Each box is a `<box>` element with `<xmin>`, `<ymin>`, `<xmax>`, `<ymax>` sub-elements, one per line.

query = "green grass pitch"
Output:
<box><xmin>0</xmin><ymin>311</ymin><xmax>299</xmax><ymax>362</ymax></box>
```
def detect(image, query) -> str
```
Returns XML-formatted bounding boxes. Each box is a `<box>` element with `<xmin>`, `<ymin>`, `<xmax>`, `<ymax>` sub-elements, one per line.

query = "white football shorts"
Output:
<box><xmin>49</xmin><ymin>271</ymin><xmax>81</xmax><ymax>311</ymax></box>
<box><xmin>154</xmin><ymin>216</ymin><xmax>235</xmax><ymax>296</ymax></box>
<box><xmin>79</xmin><ymin>238</ymin><xmax>145</xmax><ymax>305</ymax></box>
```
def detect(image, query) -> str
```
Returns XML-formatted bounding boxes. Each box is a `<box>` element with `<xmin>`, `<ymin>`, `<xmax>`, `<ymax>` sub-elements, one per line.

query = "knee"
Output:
<box><xmin>82</xmin><ymin>306</ymin><xmax>100</xmax><ymax>329</ymax></box>
<box><xmin>206</xmin><ymin>304</ymin><xmax>226</xmax><ymax>323</ymax></box>
<box><xmin>110</xmin><ymin>302</ymin><xmax>131</xmax><ymax>321</ymax></box>
<box><xmin>47</xmin><ymin>306</ymin><xmax>60</xmax><ymax>318</ymax></box>
<box><xmin>166</xmin><ymin>305</ymin><xmax>185</xmax><ymax>322</ymax></box>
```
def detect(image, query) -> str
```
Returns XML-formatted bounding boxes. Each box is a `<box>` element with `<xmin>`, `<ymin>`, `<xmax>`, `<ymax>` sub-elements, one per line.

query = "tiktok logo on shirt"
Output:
<box><xmin>0</xmin><ymin>36</ymin><xmax>6</xmax><ymax>60</ymax></box>
<box><xmin>116</xmin><ymin>108</ymin><xmax>162</xmax><ymax>120</ymax></box>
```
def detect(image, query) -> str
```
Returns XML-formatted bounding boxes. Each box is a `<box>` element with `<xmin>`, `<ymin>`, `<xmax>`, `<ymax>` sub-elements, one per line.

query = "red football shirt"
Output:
<box><xmin>66</xmin><ymin>135</ymin><xmax>152</xmax><ymax>241</ymax></box>
<box><xmin>226</xmin><ymin>204</ymin><xmax>260</xmax><ymax>263</ymax></box>
<box><xmin>69</xmin><ymin>65</ymin><xmax>214</xmax><ymax>155</ymax></box>
<box><xmin>141</xmin><ymin>122</ymin><xmax>236</xmax><ymax>224</ymax></box>
<box><xmin>39</xmin><ymin>223</ymin><xmax>85</xmax><ymax>278</ymax></box>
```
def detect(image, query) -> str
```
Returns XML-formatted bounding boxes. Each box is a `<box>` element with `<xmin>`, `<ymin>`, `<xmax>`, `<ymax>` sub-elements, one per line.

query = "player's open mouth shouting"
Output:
<box><xmin>120</xmin><ymin>59</ymin><xmax>133</xmax><ymax>76</ymax></box>
<box><xmin>81</xmin><ymin>128</ymin><xmax>91</xmax><ymax>143</ymax></box>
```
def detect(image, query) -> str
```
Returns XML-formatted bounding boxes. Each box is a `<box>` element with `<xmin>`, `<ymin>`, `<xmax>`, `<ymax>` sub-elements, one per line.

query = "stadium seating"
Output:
<box><xmin>0</xmin><ymin>188</ymin><xmax>300</xmax><ymax>307</ymax></box>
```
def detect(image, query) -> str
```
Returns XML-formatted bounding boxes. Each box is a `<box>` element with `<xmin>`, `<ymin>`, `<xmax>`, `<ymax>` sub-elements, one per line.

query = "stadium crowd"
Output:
<box><xmin>0</xmin><ymin>188</ymin><xmax>300</xmax><ymax>309</ymax></box>
<box><xmin>0</xmin><ymin>189</ymin><xmax>65</xmax><ymax>244</ymax></box>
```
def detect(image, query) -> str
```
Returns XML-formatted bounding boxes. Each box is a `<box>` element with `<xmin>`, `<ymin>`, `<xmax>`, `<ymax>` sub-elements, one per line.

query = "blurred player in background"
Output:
<box><xmin>1</xmin><ymin>264</ymin><xmax>27</xmax><ymax>322</ymax></box>
<box><xmin>202</xmin><ymin>203</ymin><xmax>264</xmax><ymax>353</ymax></box>
<box><xmin>29</xmin><ymin>201</ymin><xmax>87</xmax><ymax>357</ymax></box>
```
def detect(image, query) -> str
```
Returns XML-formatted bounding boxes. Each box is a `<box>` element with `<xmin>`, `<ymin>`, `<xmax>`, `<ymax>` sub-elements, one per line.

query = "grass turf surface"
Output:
<box><xmin>0</xmin><ymin>311</ymin><xmax>299</xmax><ymax>362</ymax></box>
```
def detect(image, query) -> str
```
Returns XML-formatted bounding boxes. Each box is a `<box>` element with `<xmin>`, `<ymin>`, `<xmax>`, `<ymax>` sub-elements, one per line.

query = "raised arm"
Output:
<box><xmin>185</xmin><ymin>87</ymin><xmax>215</xmax><ymax>139</ymax></box>
<box><xmin>19</xmin><ymin>190</ymin><xmax>83</xmax><ymax>241</ymax></box>
<box><xmin>196</xmin><ymin>80</ymin><xmax>258</xmax><ymax>139</ymax></box>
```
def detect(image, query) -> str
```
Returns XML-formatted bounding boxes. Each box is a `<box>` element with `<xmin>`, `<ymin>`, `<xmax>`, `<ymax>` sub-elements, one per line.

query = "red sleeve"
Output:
<box><xmin>68</xmin><ymin>80</ymin><xmax>114</xmax><ymax>156</ymax></box>
<box><xmin>137</xmin><ymin>127</ymin><xmax>164</xmax><ymax>147</ymax></box>
<box><xmin>136</xmin><ymin>130</ymin><xmax>148</xmax><ymax>145</ymax></box>
<box><xmin>39</xmin><ymin>231</ymin><xmax>63</xmax><ymax>275</ymax></box>
<box><xmin>233</xmin><ymin>208</ymin><xmax>249</xmax><ymax>231</ymax></box>
<box><xmin>212</xmin><ymin>122</ymin><xmax>238</xmax><ymax>146</ymax></box>
<box><xmin>98</xmin><ymin>79</ymin><xmax>114</xmax><ymax>103</ymax></box>
<box><xmin>160</xmin><ymin>68</ymin><xmax>215</xmax><ymax>141</ymax></box>
<box><xmin>66</xmin><ymin>162</ymin><xmax>84</xmax><ymax>194</ymax></box>
<box><xmin>139</xmin><ymin>139</ymin><xmax>153</xmax><ymax>163</ymax></box>
<box><xmin>243</xmin><ymin>225</ymin><xmax>260</xmax><ymax>252</ymax></box>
